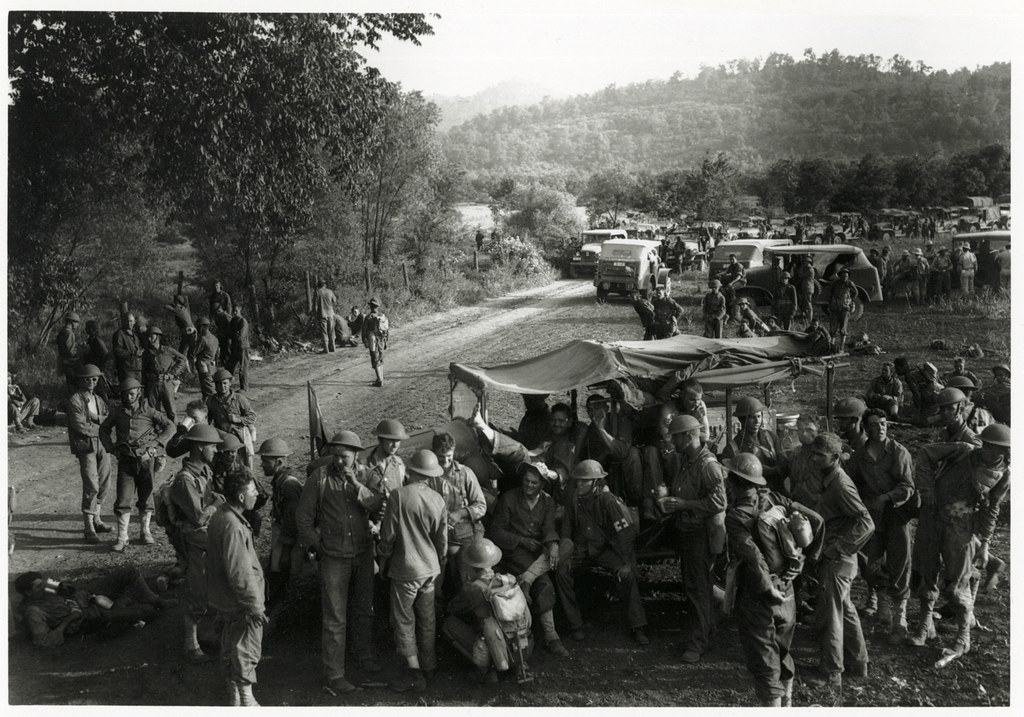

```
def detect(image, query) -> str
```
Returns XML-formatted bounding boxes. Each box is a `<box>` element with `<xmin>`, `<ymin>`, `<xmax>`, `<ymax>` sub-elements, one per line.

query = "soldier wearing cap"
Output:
<box><xmin>255</xmin><ymin>438</ymin><xmax>305</xmax><ymax>607</ymax></box>
<box><xmin>936</xmin><ymin>388</ymin><xmax>981</xmax><ymax>446</ymax></box>
<box><xmin>194</xmin><ymin>316</ymin><xmax>220</xmax><ymax>399</ymax></box>
<box><xmin>487</xmin><ymin>461</ymin><xmax>568</xmax><ymax>657</ymax></box>
<box><xmin>361</xmin><ymin>298</ymin><xmax>390</xmax><ymax>387</ymax></box>
<box><xmin>944</xmin><ymin>376</ymin><xmax>993</xmax><ymax>433</ymax></box>
<box><xmin>56</xmin><ymin>312</ymin><xmax>82</xmax><ymax>393</ymax></box>
<box><xmin>908</xmin><ymin>424</ymin><xmax>1010</xmax><ymax>661</ymax></box>
<box><xmin>974</xmin><ymin>364</ymin><xmax>1010</xmax><ymax>426</ymax></box>
<box><xmin>662</xmin><ymin>414</ymin><xmax>726</xmax><ymax>662</ymax></box>
<box><xmin>141</xmin><ymin>326</ymin><xmax>188</xmax><ymax>422</ymax></box>
<box><xmin>913</xmin><ymin>247</ymin><xmax>930</xmax><ymax>305</ymax></box>
<box><xmin>800</xmin><ymin>433</ymin><xmax>873</xmax><ymax>690</ymax></box>
<box><xmin>828</xmin><ymin>267</ymin><xmax>858</xmax><ymax>353</ymax></box>
<box><xmin>209</xmin><ymin>279</ymin><xmax>233</xmax><ymax>317</ymax></box>
<box><xmin>702</xmin><ymin>279</ymin><xmax>726</xmax><ymax>338</ymax></box>
<box><xmin>833</xmin><ymin>397</ymin><xmax>869</xmax><ymax>456</ymax></box>
<box><xmin>99</xmin><ymin>377</ymin><xmax>176</xmax><ymax>552</ymax></box>
<box><xmin>724</xmin><ymin>452</ymin><xmax>823</xmax><ymax>707</ymax></box>
<box><xmin>112</xmin><ymin>311</ymin><xmax>142</xmax><ymax>384</ymax></box>
<box><xmin>67</xmin><ymin>364</ymin><xmax>114</xmax><ymax>543</ymax></box>
<box><xmin>773</xmin><ymin>271</ymin><xmax>798</xmax><ymax>330</ymax></box>
<box><xmin>792</xmin><ymin>254</ymin><xmax>819</xmax><ymax>323</ymax></box>
<box><xmin>363</xmin><ymin>418</ymin><xmax>409</xmax><ymax>518</ymax></box>
<box><xmin>379</xmin><ymin>449</ymin><xmax>448</xmax><ymax>693</ymax></box>
<box><xmin>722</xmin><ymin>397</ymin><xmax>786</xmax><ymax>493</ymax></box>
<box><xmin>295</xmin><ymin>430</ymin><xmax>380</xmax><ymax>695</ymax></box>
<box><xmin>845</xmin><ymin>409</ymin><xmax>916</xmax><ymax>644</ymax></box>
<box><xmin>206</xmin><ymin>368</ymin><xmax>257</xmax><ymax>469</ymax></box>
<box><xmin>864</xmin><ymin>362</ymin><xmax>904</xmax><ymax>418</ymax></box>
<box><xmin>554</xmin><ymin>459</ymin><xmax>649</xmax><ymax>646</ymax></box>
<box><xmin>168</xmin><ymin>424</ymin><xmax>225</xmax><ymax>663</ymax></box>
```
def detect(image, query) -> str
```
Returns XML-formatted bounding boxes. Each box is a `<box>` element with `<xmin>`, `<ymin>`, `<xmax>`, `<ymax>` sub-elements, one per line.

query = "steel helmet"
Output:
<box><xmin>838</xmin><ymin>267</ymin><xmax>850</xmax><ymax>276</ymax></box>
<box><xmin>516</xmin><ymin>461</ymin><xmax>547</xmax><ymax>479</ymax></box>
<box><xmin>980</xmin><ymin>423</ymin><xmax>1011</xmax><ymax>447</ymax></box>
<box><xmin>257</xmin><ymin>437</ymin><xmax>292</xmax><ymax>457</ymax></box>
<box><xmin>76</xmin><ymin>364</ymin><xmax>103</xmax><ymax>378</ymax></box>
<box><xmin>65</xmin><ymin>312</ymin><xmax>82</xmax><ymax>323</ymax></box>
<box><xmin>780</xmin><ymin>271</ymin><xmax>792</xmax><ymax>279</ymax></box>
<box><xmin>119</xmin><ymin>377</ymin><xmax>143</xmax><ymax>392</ymax></box>
<box><xmin>734</xmin><ymin>396</ymin><xmax>764</xmax><ymax>418</ymax></box>
<box><xmin>833</xmin><ymin>397</ymin><xmax>867</xmax><ymax>418</ymax></box>
<box><xmin>723</xmin><ymin>452</ymin><xmax>765</xmax><ymax>485</ymax></box>
<box><xmin>922</xmin><ymin>362</ymin><xmax>938</xmax><ymax>375</ymax></box>
<box><xmin>147</xmin><ymin>325</ymin><xmax>163</xmax><ymax>336</ymax></box>
<box><xmin>571</xmin><ymin>459</ymin><xmax>608</xmax><ymax>481</ymax></box>
<box><xmin>217</xmin><ymin>432</ymin><xmax>244</xmax><ymax>452</ymax></box>
<box><xmin>185</xmin><ymin>424</ymin><xmax>222</xmax><ymax>444</ymax></box>
<box><xmin>668</xmin><ymin>414</ymin><xmax>702</xmax><ymax>435</ymax></box>
<box><xmin>196</xmin><ymin>316</ymin><xmax>212</xmax><ymax>327</ymax></box>
<box><xmin>213</xmin><ymin>368</ymin><xmax>233</xmax><ymax>382</ymax></box>
<box><xmin>375</xmin><ymin>419</ymin><xmax>409</xmax><ymax>440</ymax></box>
<box><xmin>326</xmin><ymin>431</ymin><xmax>364</xmax><ymax>452</ymax></box>
<box><xmin>935</xmin><ymin>387</ymin><xmax>967</xmax><ymax>407</ymax></box>
<box><xmin>708</xmin><ymin>279</ymin><xmax>722</xmax><ymax>289</ymax></box>
<box><xmin>944</xmin><ymin>376</ymin><xmax>976</xmax><ymax>391</ymax></box>
<box><xmin>407</xmin><ymin>449</ymin><xmax>444</xmax><ymax>478</ymax></box>
<box><xmin>992</xmin><ymin>363</ymin><xmax>1010</xmax><ymax>377</ymax></box>
<box><xmin>462</xmin><ymin>538</ymin><xmax>503</xmax><ymax>569</ymax></box>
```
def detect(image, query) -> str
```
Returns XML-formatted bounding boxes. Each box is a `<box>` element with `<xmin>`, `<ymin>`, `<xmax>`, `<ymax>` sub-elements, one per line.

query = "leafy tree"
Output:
<box><xmin>685</xmin><ymin>153</ymin><xmax>737</xmax><ymax>219</ymax></box>
<box><xmin>582</xmin><ymin>166</ymin><xmax>638</xmax><ymax>226</ymax></box>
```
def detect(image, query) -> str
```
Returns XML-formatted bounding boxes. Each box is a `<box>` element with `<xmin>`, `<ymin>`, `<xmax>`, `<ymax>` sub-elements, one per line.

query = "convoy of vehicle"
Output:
<box><xmin>593</xmin><ymin>238</ymin><xmax>671</xmax><ymax>301</ymax></box>
<box><xmin>707</xmin><ymin>238</ymin><xmax>793</xmax><ymax>277</ymax></box>
<box><xmin>568</xmin><ymin>229</ymin><xmax>627</xmax><ymax>278</ymax></box>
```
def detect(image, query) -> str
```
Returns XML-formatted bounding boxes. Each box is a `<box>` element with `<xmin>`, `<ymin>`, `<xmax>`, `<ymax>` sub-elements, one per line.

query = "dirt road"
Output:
<box><xmin>7</xmin><ymin>277</ymin><xmax>1010</xmax><ymax>706</ymax></box>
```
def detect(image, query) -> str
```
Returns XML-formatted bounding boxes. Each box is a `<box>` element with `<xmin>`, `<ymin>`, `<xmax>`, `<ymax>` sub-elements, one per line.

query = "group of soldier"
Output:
<box><xmin>312</xmin><ymin>279</ymin><xmax>392</xmax><ymax>387</ymax></box>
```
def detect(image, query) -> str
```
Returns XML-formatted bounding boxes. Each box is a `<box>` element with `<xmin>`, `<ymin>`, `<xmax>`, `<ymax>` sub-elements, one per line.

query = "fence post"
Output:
<box><xmin>176</xmin><ymin>270</ymin><xmax>184</xmax><ymax>296</ymax></box>
<box><xmin>474</xmin><ymin>251</ymin><xmax>480</xmax><ymax>271</ymax></box>
<box><xmin>305</xmin><ymin>271</ymin><xmax>312</xmax><ymax>313</ymax></box>
<box><xmin>402</xmin><ymin>262</ymin><xmax>410</xmax><ymax>290</ymax></box>
<box><xmin>364</xmin><ymin>265</ymin><xmax>372</xmax><ymax>294</ymax></box>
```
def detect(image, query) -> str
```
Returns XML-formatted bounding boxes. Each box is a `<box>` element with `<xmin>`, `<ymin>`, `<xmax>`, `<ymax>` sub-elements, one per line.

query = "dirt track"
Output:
<box><xmin>6</xmin><ymin>276</ymin><xmax>1010</xmax><ymax>706</ymax></box>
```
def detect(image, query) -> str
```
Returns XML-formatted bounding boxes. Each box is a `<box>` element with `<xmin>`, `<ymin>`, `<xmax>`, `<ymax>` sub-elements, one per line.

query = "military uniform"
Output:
<box><xmin>702</xmin><ymin>289</ymin><xmax>726</xmax><ymax>338</ymax></box>
<box><xmin>865</xmin><ymin>373</ymin><xmax>903</xmax><ymax>417</ymax></box>
<box><xmin>792</xmin><ymin>261</ymin><xmax>818</xmax><ymax>322</ymax></box>
<box><xmin>828</xmin><ymin>276</ymin><xmax>858</xmax><ymax>352</ymax></box>
<box><xmin>651</xmin><ymin>295</ymin><xmax>684</xmax><ymax>339</ymax></box>
<box><xmin>722</xmin><ymin>428</ymin><xmax>786</xmax><ymax>494</ymax></box>
<box><xmin>67</xmin><ymin>389</ymin><xmax>111</xmax><ymax>522</ymax></box>
<box><xmin>56</xmin><ymin>324</ymin><xmax>80</xmax><ymax>393</ymax></box>
<box><xmin>142</xmin><ymin>345</ymin><xmax>188</xmax><ymax>422</ymax></box>
<box><xmin>267</xmin><ymin>466</ymin><xmax>305</xmax><ymax>598</ymax></box>
<box><xmin>773</xmin><ymin>282</ymin><xmax>798</xmax><ymax>330</ymax></box>
<box><xmin>207</xmin><ymin>390</ymin><xmax>257</xmax><ymax>464</ymax></box>
<box><xmin>194</xmin><ymin>331</ymin><xmax>220</xmax><ymax>399</ymax></box>
<box><xmin>111</xmin><ymin>327</ymin><xmax>142</xmax><ymax>383</ymax></box>
<box><xmin>227</xmin><ymin>314</ymin><xmax>250</xmax><ymax>391</ymax></box>
<box><xmin>170</xmin><ymin>457</ymin><xmax>223</xmax><ymax>624</ymax></box>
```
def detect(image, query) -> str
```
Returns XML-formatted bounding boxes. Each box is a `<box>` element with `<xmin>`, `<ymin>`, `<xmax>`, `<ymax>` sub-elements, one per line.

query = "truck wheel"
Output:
<box><xmin>568</xmin><ymin>266</ymin><xmax>578</xmax><ymax>279</ymax></box>
<box><xmin>881</xmin><ymin>232</ymin><xmax>892</xmax><ymax>242</ymax></box>
<box><xmin>662</xmin><ymin>277</ymin><xmax>672</xmax><ymax>294</ymax></box>
<box><xmin>849</xmin><ymin>294</ymin><xmax>865</xmax><ymax>321</ymax></box>
<box><xmin>596</xmin><ymin>287</ymin><xmax>609</xmax><ymax>303</ymax></box>
<box><xmin>642</xmin><ymin>286</ymin><xmax>651</xmax><ymax>300</ymax></box>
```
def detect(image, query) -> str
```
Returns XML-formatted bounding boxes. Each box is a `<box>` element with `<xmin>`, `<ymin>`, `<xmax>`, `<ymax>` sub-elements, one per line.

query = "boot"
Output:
<box><xmin>862</xmin><ymin>588</ymin><xmax>878</xmax><ymax>617</ymax></box>
<box><xmin>888</xmin><ymin>598</ymin><xmax>909</xmax><ymax>645</ymax></box>
<box><xmin>876</xmin><ymin>593</ymin><xmax>893</xmax><ymax>634</ymax></box>
<box><xmin>372</xmin><ymin>366</ymin><xmax>385</xmax><ymax>388</ymax></box>
<box><xmin>951</xmin><ymin>609</ymin><xmax>972</xmax><ymax>656</ymax></box>
<box><xmin>907</xmin><ymin>601</ymin><xmax>936</xmax><ymax>646</ymax></box>
<box><xmin>983</xmin><ymin>557</ymin><xmax>1005</xmax><ymax>592</ymax></box>
<box><xmin>83</xmin><ymin>514</ymin><xmax>100</xmax><ymax>544</ymax></box>
<box><xmin>139</xmin><ymin>511</ymin><xmax>156</xmax><ymax>545</ymax></box>
<box><xmin>760</xmin><ymin>696</ymin><xmax>783</xmax><ymax>707</ymax></box>
<box><xmin>93</xmin><ymin>516</ymin><xmax>113</xmax><ymax>533</ymax></box>
<box><xmin>112</xmin><ymin>513</ymin><xmax>131</xmax><ymax>552</ymax></box>
<box><xmin>238</xmin><ymin>682</ymin><xmax>259</xmax><ymax>707</ymax></box>
<box><xmin>781</xmin><ymin>679</ymin><xmax>794</xmax><ymax>707</ymax></box>
<box><xmin>227</xmin><ymin>680</ymin><xmax>241</xmax><ymax>707</ymax></box>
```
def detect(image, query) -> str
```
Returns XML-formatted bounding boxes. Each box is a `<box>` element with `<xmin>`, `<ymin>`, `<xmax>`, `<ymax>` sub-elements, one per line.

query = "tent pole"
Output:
<box><xmin>825</xmin><ymin>359</ymin><xmax>835</xmax><ymax>431</ymax></box>
<box><xmin>724</xmin><ymin>387</ymin><xmax>733</xmax><ymax>447</ymax></box>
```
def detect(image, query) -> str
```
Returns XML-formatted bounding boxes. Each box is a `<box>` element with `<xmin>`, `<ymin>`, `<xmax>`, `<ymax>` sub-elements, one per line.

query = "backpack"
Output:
<box><xmin>755</xmin><ymin>503</ymin><xmax>803</xmax><ymax>573</ymax></box>
<box><xmin>482</xmin><ymin>573</ymin><xmax>532</xmax><ymax>637</ymax></box>
<box><xmin>375</xmin><ymin>315</ymin><xmax>390</xmax><ymax>350</ymax></box>
<box><xmin>152</xmin><ymin>479</ymin><xmax>177</xmax><ymax>529</ymax></box>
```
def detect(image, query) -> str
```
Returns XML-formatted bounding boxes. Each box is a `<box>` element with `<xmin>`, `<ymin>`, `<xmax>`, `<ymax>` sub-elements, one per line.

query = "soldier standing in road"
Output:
<box><xmin>141</xmin><ymin>326</ymin><xmax>188</xmax><ymax>423</ymax></box>
<box><xmin>828</xmin><ymin>268</ymin><xmax>858</xmax><ymax>353</ymax></box>
<box><xmin>209</xmin><ymin>279</ymin><xmax>233</xmax><ymax>316</ymax></box>
<box><xmin>56</xmin><ymin>312</ymin><xmax>82</xmax><ymax>394</ymax></box>
<box><xmin>169</xmin><ymin>424</ymin><xmax>225</xmax><ymax>664</ymax></box>
<box><xmin>206</xmin><ymin>368</ymin><xmax>257</xmax><ymax>469</ymax></box>
<box><xmin>792</xmin><ymin>254</ymin><xmax>818</xmax><ymax>323</ymax></box>
<box><xmin>314</xmin><ymin>279</ymin><xmax>338</xmax><ymax>354</ymax></box>
<box><xmin>67</xmin><ymin>364</ymin><xmax>113</xmax><ymax>543</ymax></box>
<box><xmin>702</xmin><ymin>279</ymin><xmax>727</xmax><ymax>339</ymax></box>
<box><xmin>227</xmin><ymin>305</ymin><xmax>250</xmax><ymax>391</ymax></box>
<box><xmin>773</xmin><ymin>271</ymin><xmax>798</xmax><ymax>330</ymax></box>
<box><xmin>112</xmin><ymin>312</ymin><xmax>142</xmax><ymax>384</ymax></box>
<box><xmin>913</xmin><ymin>248</ymin><xmax>930</xmax><ymax>305</ymax></box>
<box><xmin>629</xmin><ymin>289</ymin><xmax>656</xmax><ymax>340</ymax></box>
<box><xmin>194</xmin><ymin>317</ymin><xmax>220</xmax><ymax>399</ymax></box>
<box><xmin>207</xmin><ymin>469</ymin><xmax>267</xmax><ymax>706</ymax></box>
<box><xmin>361</xmin><ymin>298</ymin><xmax>390</xmax><ymax>388</ymax></box>
<box><xmin>99</xmin><ymin>378</ymin><xmax>176</xmax><ymax>552</ymax></box>
<box><xmin>651</xmin><ymin>285</ymin><xmax>684</xmax><ymax>339</ymax></box>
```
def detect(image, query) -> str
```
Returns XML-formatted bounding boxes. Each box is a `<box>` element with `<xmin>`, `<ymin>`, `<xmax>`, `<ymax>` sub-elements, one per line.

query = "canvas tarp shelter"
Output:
<box><xmin>449</xmin><ymin>333</ymin><xmax>830</xmax><ymax>396</ymax></box>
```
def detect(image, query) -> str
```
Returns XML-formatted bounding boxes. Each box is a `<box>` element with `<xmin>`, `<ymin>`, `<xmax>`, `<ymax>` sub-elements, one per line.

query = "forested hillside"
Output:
<box><xmin>443</xmin><ymin>51</ymin><xmax>1010</xmax><ymax>176</ymax></box>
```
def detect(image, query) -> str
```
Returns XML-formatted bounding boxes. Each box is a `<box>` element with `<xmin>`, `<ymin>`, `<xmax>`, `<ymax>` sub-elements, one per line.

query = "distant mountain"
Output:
<box><xmin>440</xmin><ymin>52</ymin><xmax>1011</xmax><ymax>177</ymax></box>
<box><xmin>428</xmin><ymin>79</ymin><xmax>561</xmax><ymax>131</ymax></box>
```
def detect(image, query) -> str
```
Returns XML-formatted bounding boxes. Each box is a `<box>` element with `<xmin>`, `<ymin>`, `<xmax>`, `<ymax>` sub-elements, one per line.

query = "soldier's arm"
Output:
<box><xmin>685</xmin><ymin>463</ymin><xmax>728</xmax><ymax>516</ymax></box>
<box><xmin>68</xmin><ymin>395</ymin><xmax>99</xmax><ymax>437</ymax></box>
<box><xmin>485</xmin><ymin>492</ymin><xmax>521</xmax><ymax>550</ymax></box>
<box><xmin>294</xmin><ymin>474</ymin><xmax>321</xmax><ymax>550</ymax></box>
<box><xmin>153</xmin><ymin>409</ymin><xmax>177</xmax><ymax>446</ymax></box>
<box><xmin>977</xmin><ymin>470</ymin><xmax>1009</xmax><ymax>543</ymax></box>
<box><xmin>830</xmin><ymin>478</ymin><xmax>874</xmax><ymax>555</ymax></box>
<box><xmin>237</xmin><ymin>396</ymin><xmax>257</xmax><ymax>427</ymax></box>
<box><xmin>461</xmin><ymin>467</ymin><xmax>487</xmax><ymax>523</ymax></box>
<box><xmin>169</xmin><ymin>475</ymin><xmax>206</xmax><ymax>527</ymax></box>
<box><xmin>98</xmin><ymin>411</ymin><xmax>117</xmax><ymax>454</ymax></box>
<box><xmin>218</xmin><ymin>522</ymin><xmax>264</xmax><ymax>614</ymax></box>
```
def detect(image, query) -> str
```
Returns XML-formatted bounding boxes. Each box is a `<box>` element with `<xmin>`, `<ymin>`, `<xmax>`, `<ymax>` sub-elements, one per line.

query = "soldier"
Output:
<box><xmin>908</xmin><ymin>424</ymin><xmax>1010</xmax><ymax>664</ymax></box>
<box><xmin>719</xmin><ymin>254</ymin><xmax>745</xmax><ymax>322</ymax></box>
<box><xmin>141</xmin><ymin>326</ymin><xmax>188</xmax><ymax>422</ymax></box>
<box><xmin>736</xmin><ymin>298</ymin><xmax>770</xmax><ymax>335</ymax></box>
<box><xmin>361</xmin><ymin>298</ymin><xmax>390</xmax><ymax>388</ymax></box>
<box><xmin>864</xmin><ymin>361</ymin><xmax>904</xmax><ymax>418</ymax></box>
<box><xmin>206</xmin><ymin>469</ymin><xmax>267</xmax><ymax>706</ymax></box>
<box><xmin>845</xmin><ymin>410</ymin><xmax>916</xmax><ymax>644</ymax></box>
<box><xmin>575</xmin><ymin>393</ymin><xmax>642</xmax><ymax>507</ymax></box>
<box><xmin>702</xmin><ymin>279</ymin><xmax>727</xmax><ymax>339</ymax></box>
<box><xmin>800</xmin><ymin>433</ymin><xmax>874</xmax><ymax>690</ymax></box>
<box><xmin>82</xmin><ymin>320</ymin><xmax>111</xmax><ymax>401</ymax></box>
<box><xmin>930</xmin><ymin>248</ymin><xmax>953</xmax><ymax>300</ymax></box>
<box><xmin>380</xmin><ymin>450</ymin><xmax>448</xmax><ymax>693</ymax></box>
<box><xmin>662</xmin><ymin>414</ymin><xmax>726</xmax><ymax>662</ymax></box>
<box><xmin>56</xmin><ymin>312</ymin><xmax>82</xmax><ymax>394</ymax></box>
<box><xmin>944</xmin><ymin>376</ymin><xmax>993</xmax><ymax>433</ymax></box>
<box><xmin>295</xmin><ymin>431</ymin><xmax>380</xmax><ymax>695</ymax></box>
<box><xmin>913</xmin><ymin>248</ymin><xmax>930</xmax><ymax>305</ymax></box>
<box><xmin>256</xmin><ymin>438</ymin><xmax>304</xmax><ymax>609</ymax></box>
<box><xmin>650</xmin><ymin>285</ymin><xmax>684</xmax><ymax>339</ymax></box>
<box><xmin>942</xmin><ymin>356</ymin><xmax>981</xmax><ymax>392</ymax></box>
<box><xmin>487</xmin><ymin>462</ymin><xmax>569</xmax><ymax>657</ymax></box>
<box><xmin>957</xmin><ymin>243</ymin><xmax>978</xmax><ymax>295</ymax></box>
<box><xmin>936</xmin><ymin>388</ymin><xmax>982</xmax><ymax>446</ymax></box>
<box><xmin>833</xmin><ymin>397</ymin><xmax>868</xmax><ymax>456</ymax></box>
<box><xmin>194</xmin><ymin>317</ymin><xmax>220</xmax><ymax>399</ymax></box>
<box><xmin>724</xmin><ymin>452</ymin><xmax>823</xmax><ymax>707</ymax></box>
<box><xmin>364</xmin><ymin>419</ymin><xmax>409</xmax><ymax>518</ymax></box>
<box><xmin>313</xmin><ymin>279</ymin><xmax>338</xmax><ymax>354</ymax></box>
<box><xmin>206</xmin><ymin>368</ymin><xmax>257</xmax><ymax>469</ymax></box>
<box><xmin>722</xmin><ymin>396</ymin><xmax>786</xmax><ymax>494</ymax></box>
<box><xmin>891</xmin><ymin>250</ymin><xmax>916</xmax><ymax>304</ymax></box>
<box><xmin>629</xmin><ymin>288</ymin><xmax>656</xmax><ymax>340</ymax></box>
<box><xmin>168</xmin><ymin>424</ymin><xmax>224</xmax><ymax>664</ymax></box>
<box><xmin>792</xmin><ymin>254</ymin><xmax>818</xmax><ymax>323</ymax></box>
<box><xmin>344</xmin><ymin>306</ymin><xmax>365</xmax><ymax>347</ymax></box>
<box><xmin>8</xmin><ymin>372</ymin><xmax>40</xmax><ymax>432</ymax></box>
<box><xmin>227</xmin><ymin>305</ymin><xmax>250</xmax><ymax>391</ymax></box>
<box><xmin>974</xmin><ymin>364</ymin><xmax>1010</xmax><ymax>426</ymax></box>
<box><xmin>99</xmin><ymin>378</ymin><xmax>176</xmax><ymax>552</ymax></box>
<box><xmin>554</xmin><ymin>460</ymin><xmax>649</xmax><ymax>646</ymax></box>
<box><xmin>828</xmin><ymin>268</ymin><xmax>858</xmax><ymax>353</ymax></box>
<box><xmin>209</xmin><ymin>279</ymin><xmax>233</xmax><ymax>316</ymax></box>
<box><xmin>773</xmin><ymin>271</ymin><xmax>798</xmax><ymax>330</ymax></box>
<box><xmin>67</xmin><ymin>364</ymin><xmax>113</xmax><ymax>543</ymax></box>
<box><xmin>112</xmin><ymin>312</ymin><xmax>142</xmax><ymax>384</ymax></box>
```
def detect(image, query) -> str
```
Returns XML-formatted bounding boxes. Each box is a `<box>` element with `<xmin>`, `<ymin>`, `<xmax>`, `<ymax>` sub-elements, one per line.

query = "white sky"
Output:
<box><xmin>362</xmin><ymin>0</ymin><xmax>1021</xmax><ymax>97</ymax></box>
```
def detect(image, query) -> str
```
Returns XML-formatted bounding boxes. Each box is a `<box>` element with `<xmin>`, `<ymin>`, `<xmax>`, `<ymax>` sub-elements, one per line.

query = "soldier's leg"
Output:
<box><xmin>735</xmin><ymin>585</ymin><xmax>784</xmax><ymax>704</ymax></box>
<box><xmin>320</xmin><ymin>555</ymin><xmax>353</xmax><ymax>681</ymax></box>
<box><xmin>350</xmin><ymin>549</ymin><xmax>378</xmax><ymax>665</ymax></box>
<box><xmin>941</xmin><ymin>512</ymin><xmax>977</xmax><ymax>653</ymax></box>
<box><xmin>238</xmin><ymin>350</ymin><xmax>249</xmax><ymax>391</ymax></box>
<box><xmin>553</xmin><ymin>544</ymin><xmax>584</xmax><ymax>633</ymax></box>
<box><xmin>223</xmin><ymin>612</ymin><xmax>263</xmax><ymax>698</ymax></box>
<box><xmin>413</xmin><ymin>577</ymin><xmax>438</xmax><ymax>671</ymax></box>
<box><xmin>677</xmin><ymin>528</ymin><xmax>714</xmax><ymax>656</ymax></box>
<box><xmin>840</xmin><ymin>556</ymin><xmax>869</xmax><ymax>671</ymax></box>
<box><xmin>816</xmin><ymin>554</ymin><xmax>853</xmax><ymax>676</ymax></box>
<box><xmin>80</xmin><ymin>453</ymin><xmax>101</xmax><ymax>541</ymax></box>
<box><xmin>592</xmin><ymin>548</ymin><xmax>646</xmax><ymax>630</ymax></box>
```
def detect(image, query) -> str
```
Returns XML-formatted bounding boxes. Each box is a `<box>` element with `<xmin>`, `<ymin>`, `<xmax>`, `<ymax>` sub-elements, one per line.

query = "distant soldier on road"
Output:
<box><xmin>650</xmin><ymin>285</ymin><xmax>684</xmax><ymax>339</ymax></box>
<box><xmin>112</xmin><ymin>312</ymin><xmax>143</xmax><ymax>384</ymax></box>
<box><xmin>227</xmin><ymin>305</ymin><xmax>250</xmax><ymax>391</ymax></box>
<box><xmin>194</xmin><ymin>317</ymin><xmax>220</xmax><ymax>399</ymax></box>
<box><xmin>702</xmin><ymin>279</ymin><xmax>727</xmax><ymax>339</ymax></box>
<box><xmin>209</xmin><ymin>279</ymin><xmax>233</xmax><ymax>316</ymax></box>
<box><xmin>361</xmin><ymin>298</ymin><xmax>390</xmax><ymax>388</ymax></box>
<box><xmin>56</xmin><ymin>312</ymin><xmax>82</xmax><ymax>394</ymax></box>
<box><xmin>141</xmin><ymin>326</ymin><xmax>188</xmax><ymax>422</ymax></box>
<box><xmin>792</xmin><ymin>254</ymin><xmax>818</xmax><ymax>323</ymax></box>
<box><xmin>314</xmin><ymin>279</ymin><xmax>338</xmax><ymax>354</ymax></box>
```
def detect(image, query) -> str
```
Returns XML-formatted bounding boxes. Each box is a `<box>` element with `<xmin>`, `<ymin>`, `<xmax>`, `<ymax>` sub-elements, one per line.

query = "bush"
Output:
<box><xmin>486</xmin><ymin>235</ymin><xmax>550</xmax><ymax>277</ymax></box>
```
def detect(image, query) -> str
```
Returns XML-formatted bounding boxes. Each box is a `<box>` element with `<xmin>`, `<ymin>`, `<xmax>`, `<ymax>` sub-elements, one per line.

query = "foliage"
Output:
<box><xmin>486</xmin><ymin>235</ymin><xmax>550</xmax><ymax>277</ymax></box>
<box><xmin>582</xmin><ymin>166</ymin><xmax>638</xmax><ymax>226</ymax></box>
<box><xmin>499</xmin><ymin>183</ymin><xmax>584</xmax><ymax>265</ymax></box>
